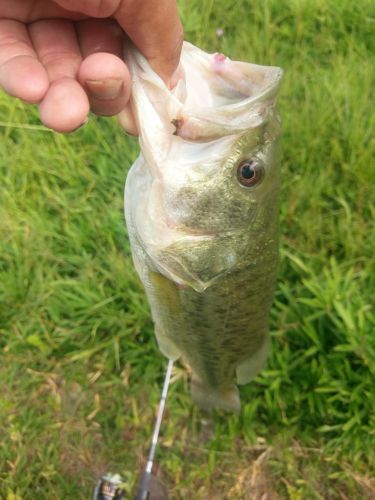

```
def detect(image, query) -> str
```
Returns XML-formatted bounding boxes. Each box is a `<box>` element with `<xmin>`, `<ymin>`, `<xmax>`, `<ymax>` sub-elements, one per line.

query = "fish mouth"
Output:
<box><xmin>169</xmin><ymin>45</ymin><xmax>283</xmax><ymax>141</ymax></box>
<box><xmin>170</xmin><ymin>81</ymin><xmax>282</xmax><ymax>142</ymax></box>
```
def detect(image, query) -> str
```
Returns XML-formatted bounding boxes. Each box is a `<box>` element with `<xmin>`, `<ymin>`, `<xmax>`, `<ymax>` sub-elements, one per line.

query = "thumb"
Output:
<box><xmin>115</xmin><ymin>0</ymin><xmax>183</xmax><ymax>87</ymax></box>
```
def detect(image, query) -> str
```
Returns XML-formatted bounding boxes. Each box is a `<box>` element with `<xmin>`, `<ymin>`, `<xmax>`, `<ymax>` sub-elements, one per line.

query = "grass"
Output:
<box><xmin>0</xmin><ymin>0</ymin><xmax>374</xmax><ymax>498</ymax></box>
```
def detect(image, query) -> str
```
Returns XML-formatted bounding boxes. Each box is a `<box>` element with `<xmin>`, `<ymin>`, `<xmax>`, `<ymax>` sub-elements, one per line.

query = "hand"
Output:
<box><xmin>0</xmin><ymin>1</ymin><xmax>183</xmax><ymax>132</ymax></box>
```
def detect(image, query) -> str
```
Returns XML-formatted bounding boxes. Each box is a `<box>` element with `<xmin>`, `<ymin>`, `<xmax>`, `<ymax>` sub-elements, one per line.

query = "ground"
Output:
<box><xmin>0</xmin><ymin>0</ymin><xmax>374</xmax><ymax>498</ymax></box>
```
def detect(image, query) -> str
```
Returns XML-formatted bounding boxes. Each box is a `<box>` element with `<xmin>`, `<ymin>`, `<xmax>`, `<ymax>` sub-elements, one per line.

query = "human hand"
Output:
<box><xmin>0</xmin><ymin>1</ymin><xmax>183</xmax><ymax>132</ymax></box>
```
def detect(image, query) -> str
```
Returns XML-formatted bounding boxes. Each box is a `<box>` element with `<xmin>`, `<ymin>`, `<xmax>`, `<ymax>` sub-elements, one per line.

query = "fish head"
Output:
<box><xmin>158</xmin><ymin>122</ymin><xmax>281</xmax><ymax>235</ymax></box>
<box><xmin>125</xmin><ymin>43</ymin><xmax>282</xmax><ymax>291</ymax></box>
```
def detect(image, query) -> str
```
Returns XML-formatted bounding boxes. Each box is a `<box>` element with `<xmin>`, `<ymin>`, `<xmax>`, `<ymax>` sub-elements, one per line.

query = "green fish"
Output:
<box><xmin>124</xmin><ymin>42</ymin><xmax>282</xmax><ymax>412</ymax></box>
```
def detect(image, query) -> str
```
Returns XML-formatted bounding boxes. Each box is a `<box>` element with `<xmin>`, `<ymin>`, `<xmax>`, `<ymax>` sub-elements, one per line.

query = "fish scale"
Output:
<box><xmin>124</xmin><ymin>42</ymin><xmax>282</xmax><ymax>411</ymax></box>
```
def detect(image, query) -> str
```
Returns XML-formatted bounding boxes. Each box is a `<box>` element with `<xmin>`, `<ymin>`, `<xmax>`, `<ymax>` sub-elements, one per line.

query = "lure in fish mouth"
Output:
<box><xmin>123</xmin><ymin>42</ymin><xmax>282</xmax><ymax>412</ymax></box>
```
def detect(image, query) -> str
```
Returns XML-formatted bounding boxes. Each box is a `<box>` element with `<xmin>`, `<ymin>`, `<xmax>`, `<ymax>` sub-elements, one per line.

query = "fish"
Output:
<box><xmin>123</xmin><ymin>42</ymin><xmax>283</xmax><ymax>412</ymax></box>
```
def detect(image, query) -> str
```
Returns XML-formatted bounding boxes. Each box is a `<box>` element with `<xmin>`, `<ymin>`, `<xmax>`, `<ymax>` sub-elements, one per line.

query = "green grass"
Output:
<box><xmin>0</xmin><ymin>0</ymin><xmax>374</xmax><ymax>498</ymax></box>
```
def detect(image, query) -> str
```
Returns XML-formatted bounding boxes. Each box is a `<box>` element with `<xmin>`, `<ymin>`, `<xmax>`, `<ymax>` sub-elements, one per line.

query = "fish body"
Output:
<box><xmin>124</xmin><ymin>42</ymin><xmax>282</xmax><ymax>411</ymax></box>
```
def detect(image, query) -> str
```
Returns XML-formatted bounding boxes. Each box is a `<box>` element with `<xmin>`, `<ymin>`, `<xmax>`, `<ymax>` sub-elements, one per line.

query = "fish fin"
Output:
<box><xmin>154</xmin><ymin>325</ymin><xmax>181</xmax><ymax>360</ymax></box>
<box><xmin>236</xmin><ymin>335</ymin><xmax>270</xmax><ymax>385</ymax></box>
<box><xmin>191</xmin><ymin>376</ymin><xmax>240</xmax><ymax>413</ymax></box>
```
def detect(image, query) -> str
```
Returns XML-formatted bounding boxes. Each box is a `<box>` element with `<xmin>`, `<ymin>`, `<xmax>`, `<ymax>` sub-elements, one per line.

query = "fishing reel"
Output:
<box><xmin>93</xmin><ymin>473</ymin><xmax>126</xmax><ymax>500</ymax></box>
<box><xmin>93</xmin><ymin>472</ymin><xmax>168</xmax><ymax>500</ymax></box>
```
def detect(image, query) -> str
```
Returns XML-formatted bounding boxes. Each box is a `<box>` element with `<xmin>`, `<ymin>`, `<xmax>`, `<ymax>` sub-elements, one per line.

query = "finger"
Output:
<box><xmin>0</xmin><ymin>20</ymin><xmax>49</xmax><ymax>102</ymax></box>
<box><xmin>118</xmin><ymin>103</ymin><xmax>138</xmax><ymax>136</ymax></box>
<box><xmin>116</xmin><ymin>0</ymin><xmax>183</xmax><ymax>87</ymax></box>
<box><xmin>52</xmin><ymin>0</ymin><xmax>183</xmax><ymax>86</ymax></box>
<box><xmin>78</xmin><ymin>52</ymin><xmax>131</xmax><ymax>116</ymax></box>
<box><xmin>29</xmin><ymin>20</ymin><xmax>89</xmax><ymax>132</ymax></box>
<box><xmin>29</xmin><ymin>19</ymin><xmax>82</xmax><ymax>83</ymax></box>
<box><xmin>51</xmin><ymin>0</ymin><xmax>119</xmax><ymax>18</ymax></box>
<box><xmin>0</xmin><ymin>1</ymin><xmax>85</xmax><ymax>23</ymax></box>
<box><xmin>76</xmin><ymin>18</ymin><xmax>123</xmax><ymax>58</ymax></box>
<box><xmin>39</xmin><ymin>77</ymin><xmax>89</xmax><ymax>133</ymax></box>
<box><xmin>76</xmin><ymin>18</ymin><xmax>136</xmax><ymax>128</ymax></box>
<box><xmin>77</xmin><ymin>19</ymin><xmax>130</xmax><ymax>115</ymax></box>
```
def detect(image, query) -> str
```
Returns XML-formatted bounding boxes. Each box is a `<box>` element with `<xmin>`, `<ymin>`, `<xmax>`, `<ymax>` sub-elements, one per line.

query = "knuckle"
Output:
<box><xmin>39</xmin><ymin>51</ymin><xmax>80</xmax><ymax>67</ymax></box>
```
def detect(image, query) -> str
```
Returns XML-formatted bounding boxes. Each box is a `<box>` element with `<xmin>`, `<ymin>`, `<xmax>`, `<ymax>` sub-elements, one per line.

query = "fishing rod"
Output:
<box><xmin>93</xmin><ymin>359</ymin><xmax>174</xmax><ymax>500</ymax></box>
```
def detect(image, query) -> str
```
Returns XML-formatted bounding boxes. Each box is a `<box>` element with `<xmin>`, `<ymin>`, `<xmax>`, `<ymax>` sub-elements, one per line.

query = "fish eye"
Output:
<box><xmin>236</xmin><ymin>159</ymin><xmax>265</xmax><ymax>188</ymax></box>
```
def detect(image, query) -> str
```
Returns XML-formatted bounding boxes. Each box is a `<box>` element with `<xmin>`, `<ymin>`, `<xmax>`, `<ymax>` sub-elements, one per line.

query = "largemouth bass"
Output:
<box><xmin>124</xmin><ymin>42</ymin><xmax>282</xmax><ymax>412</ymax></box>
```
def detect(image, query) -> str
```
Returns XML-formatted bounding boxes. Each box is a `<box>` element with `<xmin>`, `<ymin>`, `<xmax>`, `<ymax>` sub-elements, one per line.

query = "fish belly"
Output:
<box><xmin>141</xmin><ymin>249</ymin><xmax>277</xmax><ymax>412</ymax></box>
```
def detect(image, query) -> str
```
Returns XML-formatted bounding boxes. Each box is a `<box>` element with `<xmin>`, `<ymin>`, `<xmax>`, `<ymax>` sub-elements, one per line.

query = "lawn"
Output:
<box><xmin>0</xmin><ymin>0</ymin><xmax>374</xmax><ymax>498</ymax></box>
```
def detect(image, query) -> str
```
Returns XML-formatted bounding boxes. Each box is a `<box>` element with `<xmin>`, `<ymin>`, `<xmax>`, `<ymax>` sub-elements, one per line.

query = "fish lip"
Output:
<box><xmin>170</xmin><ymin>63</ymin><xmax>283</xmax><ymax>140</ymax></box>
<box><xmin>197</xmin><ymin>67</ymin><xmax>283</xmax><ymax>113</ymax></box>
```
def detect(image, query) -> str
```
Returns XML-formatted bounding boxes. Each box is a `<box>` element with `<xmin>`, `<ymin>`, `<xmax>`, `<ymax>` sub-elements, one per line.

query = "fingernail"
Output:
<box><xmin>86</xmin><ymin>78</ymin><xmax>123</xmax><ymax>100</ymax></box>
<box><xmin>72</xmin><ymin>118</ymin><xmax>89</xmax><ymax>132</ymax></box>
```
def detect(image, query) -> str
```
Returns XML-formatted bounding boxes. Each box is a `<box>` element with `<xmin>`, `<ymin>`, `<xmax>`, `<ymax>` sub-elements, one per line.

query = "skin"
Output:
<box><xmin>132</xmin><ymin>134</ymin><xmax>280</xmax><ymax>411</ymax></box>
<box><xmin>124</xmin><ymin>45</ymin><xmax>283</xmax><ymax>410</ymax></box>
<box><xmin>0</xmin><ymin>0</ymin><xmax>183</xmax><ymax>132</ymax></box>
